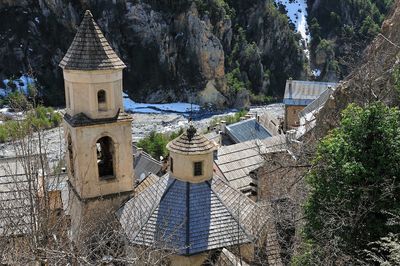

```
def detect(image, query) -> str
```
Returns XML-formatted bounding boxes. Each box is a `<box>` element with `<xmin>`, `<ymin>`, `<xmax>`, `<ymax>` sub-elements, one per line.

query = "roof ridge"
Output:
<box><xmin>207</xmin><ymin>177</ymin><xmax>255</xmax><ymax>242</ymax></box>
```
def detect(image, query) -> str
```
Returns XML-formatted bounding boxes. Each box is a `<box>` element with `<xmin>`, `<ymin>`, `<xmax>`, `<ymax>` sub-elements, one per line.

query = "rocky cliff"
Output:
<box><xmin>0</xmin><ymin>0</ymin><xmax>306</xmax><ymax>107</ymax></box>
<box><xmin>315</xmin><ymin>0</ymin><xmax>400</xmax><ymax>137</ymax></box>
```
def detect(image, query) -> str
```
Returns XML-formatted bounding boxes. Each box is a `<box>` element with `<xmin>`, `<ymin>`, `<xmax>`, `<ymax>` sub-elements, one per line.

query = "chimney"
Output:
<box><xmin>220</xmin><ymin>120</ymin><xmax>226</xmax><ymax>134</ymax></box>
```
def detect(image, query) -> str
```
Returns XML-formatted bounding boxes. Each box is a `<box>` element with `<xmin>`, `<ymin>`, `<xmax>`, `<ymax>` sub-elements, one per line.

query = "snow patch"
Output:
<box><xmin>275</xmin><ymin>0</ymin><xmax>310</xmax><ymax>57</ymax></box>
<box><xmin>0</xmin><ymin>75</ymin><xmax>36</xmax><ymax>96</ymax></box>
<box><xmin>123</xmin><ymin>93</ymin><xmax>200</xmax><ymax>114</ymax></box>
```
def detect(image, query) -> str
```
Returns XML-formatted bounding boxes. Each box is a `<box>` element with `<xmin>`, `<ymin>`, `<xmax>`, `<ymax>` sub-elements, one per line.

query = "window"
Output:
<box><xmin>170</xmin><ymin>157</ymin><xmax>174</xmax><ymax>173</ymax></box>
<box><xmin>97</xmin><ymin>90</ymin><xmax>107</xmax><ymax>111</ymax></box>
<box><xmin>96</xmin><ymin>136</ymin><xmax>115</xmax><ymax>179</ymax></box>
<box><xmin>193</xmin><ymin>161</ymin><xmax>203</xmax><ymax>176</ymax></box>
<box><xmin>67</xmin><ymin>134</ymin><xmax>74</xmax><ymax>176</ymax></box>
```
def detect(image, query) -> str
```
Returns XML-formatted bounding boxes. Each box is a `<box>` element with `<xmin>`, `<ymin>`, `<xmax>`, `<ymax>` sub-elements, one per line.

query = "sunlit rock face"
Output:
<box><xmin>0</xmin><ymin>0</ymin><xmax>307</xmax><ymax>107</ymax></box>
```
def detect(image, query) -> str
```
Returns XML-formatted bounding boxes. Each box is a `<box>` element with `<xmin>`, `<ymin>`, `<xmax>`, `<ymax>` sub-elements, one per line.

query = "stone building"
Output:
<box><xmin>283</xmin><ymin>79</ymin><xmax>338</xmax><ymax>129</ymax></box>
<box><xmin>60</xmin><ymin>10</ymin><xmax>134</xmax><ymax>242</ymax></box>
<box><xmin>118</xmin><ymin>125</ymin><xmax>265</xmax><ymax>265</ymax></box>
<box><xmin>60</xmin><ymin>10</ymin><xmax>266</xmax><ymax>265</ymax></box>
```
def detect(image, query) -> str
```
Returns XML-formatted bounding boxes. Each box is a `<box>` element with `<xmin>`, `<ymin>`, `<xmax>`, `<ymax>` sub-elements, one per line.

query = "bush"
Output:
<box><xmin>300</xmin><ymin>103</ymin><xmax>400</xmax><ymax>262</ymax></box>
<box><xmin>137</xmin><ymin>128</ymin><xmax>184</xmax><ymax>159</ymax></box>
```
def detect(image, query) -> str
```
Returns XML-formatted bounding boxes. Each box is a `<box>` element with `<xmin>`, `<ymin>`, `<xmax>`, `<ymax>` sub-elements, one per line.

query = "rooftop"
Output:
<box><xmin>283</xmin><ymin>80</ymin><xmax>338</xmax><ymax>106</ymax></box>
<box><xmin>134</xmin><ymin>150</ymin><xmax>162</xmax><ymax>181</ymax></box>
<box><xmin>118</xmin><ymin>173</ymin><xmax>265</xmax><ymax>255</ymax></box>
<box><xmin>167</xmin><ymin>125</ymin><xmax>216</xmax><ymax>155</ymax></box>
<box><xmin>215</xmin><ymin>136</ymin><xmax>287</xmax><ymax>194</ymax></box>
<box><xmin>225</xmin><ymin>118</ymin><xmax>272</xmax><ymax>143</ymax></box>
<box><xmin>59</xmin><ymin>10</ymin><xmax>126</xmax><ymax>71</ymax></box>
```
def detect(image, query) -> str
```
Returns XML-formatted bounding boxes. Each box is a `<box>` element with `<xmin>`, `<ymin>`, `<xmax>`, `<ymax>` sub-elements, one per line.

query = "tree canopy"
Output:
<box><xmin>301</xmin><ymin>103</ymin><xmax>400</xmax><ymax>263</ymax></box>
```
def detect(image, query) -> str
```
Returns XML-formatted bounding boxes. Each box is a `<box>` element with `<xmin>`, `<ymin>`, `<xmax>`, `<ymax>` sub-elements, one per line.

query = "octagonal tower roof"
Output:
<box><xmin>59</xmin><ymin>10</ymin><xmax>126</xmax><ymax>71</ymax></box>
<box><xmin>166</xmin><ymin>125</ymin><xmax>216</xmax><ymax>155</ymax></box>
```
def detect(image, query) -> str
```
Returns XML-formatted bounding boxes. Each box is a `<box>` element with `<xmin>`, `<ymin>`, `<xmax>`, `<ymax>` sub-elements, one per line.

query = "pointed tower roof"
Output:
<box><xmin>167</xmin><ymin>125</ymin><xmax>216</xmax><ymax>154</ymax></box>
<box><xmin>59</xmin><ymin>10</ymin><xmax>126</xmax><ymax>71</ymax></box>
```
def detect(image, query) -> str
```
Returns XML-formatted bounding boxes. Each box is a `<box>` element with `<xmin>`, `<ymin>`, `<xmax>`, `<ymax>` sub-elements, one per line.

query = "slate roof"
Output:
<box><xmin>215</xmin><ymin>136</ymin><xmax>286</xmax><ymax>194</ymax></box>
<box><xmin>0</xmin><ymin>156</ymin><xmax>44</xmax><ymax>236</ymax></box>
<box><xmin>225</xmin><ymin>118</ymin><xmax>272</xmax><ymax>143</ymax></box>
<box><xmin>167</xmin><ymin>125</ymin><xmax>216</xmax><ymax>154</ymax></box>
<box><xmin>59</xmin><ymin>10</ymin><xmax>126</xmax><ymax>71</ymax></box>
<box><xmin>283</xmin><ymin>80</ymin><xmax>338</xmax><ymax>106</ymax></box>
<box><xmin>0</xmin><ymin>174</ymin><xmax>33</xmax><ymax>236</ymax></box>
<box><xmin>118</xmin><ymin>173</ymin><xmax>265</xmax><ymax>255</ymax></box>
<box><xmin>134</xmin><ymin>151</ymin><xmax>162</xmax><ymax>181</ymax></box>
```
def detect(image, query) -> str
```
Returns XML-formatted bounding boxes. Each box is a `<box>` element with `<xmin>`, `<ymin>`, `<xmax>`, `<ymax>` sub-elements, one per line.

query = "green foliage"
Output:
<box><xmin>0</xmin><ymin>106</ymin><xmax>62</xmax><ymax>143</ymax></box>
<box><xmin>308</xmin><ymin>0</ymin><xmax>394</xmax><ymax>77</ymax></box>
<box><xmin>209</xmin><ymin>109</ymin><xmax>247</xmax><ymax>127</ymax></box>
<box><xmin>226</xmin><ymin>67</ymin><xmax>245</xmax><ymax>93</ymax></box>
<box><xmin>136</xmin><ymin>128</ymin><xmax>184</xmax><ymax>160</ymax></box>
<box><xmin>7</xmin><ymin>91</ymin><xmax>30</xmax><ymax>111</ymax></box>
<box><xmin>302</xmin><ymin>103</ymin><xmax>400</xmax><ymax>262</ymax></box>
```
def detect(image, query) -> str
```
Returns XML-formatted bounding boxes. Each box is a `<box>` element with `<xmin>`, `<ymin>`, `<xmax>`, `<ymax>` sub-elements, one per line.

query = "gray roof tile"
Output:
<box><xmin>226</xmin><ymin>119</ymin><xmax>271</xmax><ymax>143</ymax></box>
<box><xmin>117</xmin><ymin>174</ymin><xmax>265</xmax><ymax>255</ymax></box>
<box><xmin>59</xmin><ymin>10</ymin><xmax>126</xmax><ymax>71</ymax></box>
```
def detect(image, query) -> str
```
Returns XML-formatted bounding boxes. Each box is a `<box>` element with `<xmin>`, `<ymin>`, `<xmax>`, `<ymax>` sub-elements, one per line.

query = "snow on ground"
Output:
<box><xmin>312</xmin><ymin>69</ymin><xmax>321</xmax><ymax>77</ymax></box>
<box><xmin>123</xmin><ymin>93</ymin><xmax>200</xmax><ymax>114</ymax></box>
<box><xmin>275</xmin><ymin>0</ymin><xmax>310</xmax><ymax>57</ymax></box>
<box><xmin>0</xmin><ymin>75</ymin><xmax>35</xmax><ymax>96</ymax></box>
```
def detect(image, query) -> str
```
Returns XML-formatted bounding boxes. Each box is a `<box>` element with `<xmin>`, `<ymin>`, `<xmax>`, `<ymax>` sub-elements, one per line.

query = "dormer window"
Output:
<box><xmin>97</xmin><ymin>90</ymin><xmax>107</xmax><ymax>111</ymax></box>
<box><xmin>194</xmin><ymin>161</ymin><xmax>203</xmax><ymax>176</ymax></box>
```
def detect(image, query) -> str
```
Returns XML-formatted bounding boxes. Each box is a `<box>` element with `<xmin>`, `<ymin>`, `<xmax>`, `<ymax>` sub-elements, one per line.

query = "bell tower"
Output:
<box><xmin>60</xmin><ymin>10</ymin><xmax>134</xmax><ymax>241</ymax></box>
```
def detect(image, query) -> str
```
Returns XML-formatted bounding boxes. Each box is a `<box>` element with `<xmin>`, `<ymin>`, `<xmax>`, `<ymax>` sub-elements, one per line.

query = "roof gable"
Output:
<box><xmin>59</xmin><ymin>10</ymin><xmax>126</xmax><ymax>71</ymax></box>
<box><xmin>283</xmin><ymin>80</ymin><xmax>338</xmax><ymax>105</ymax></box>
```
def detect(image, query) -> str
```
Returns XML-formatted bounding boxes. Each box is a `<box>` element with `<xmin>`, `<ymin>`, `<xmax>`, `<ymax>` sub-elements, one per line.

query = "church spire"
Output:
<box><xmin>59</xmin><ymin>10</ymin><xmax>126</xmax><ymax>71</ymax></box>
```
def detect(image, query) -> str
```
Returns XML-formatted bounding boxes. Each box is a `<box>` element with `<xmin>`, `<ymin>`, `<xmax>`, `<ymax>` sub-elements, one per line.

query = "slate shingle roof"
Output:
<box><xmin>59</xmin><ymin>10</ymin><xmax>126</xmax><ymax>71</ymax></box>
<box><xmin>215</xmin><ymin>136</ymin><xmax>286</xmax><ymax>194</ymax></box>
<box><xmin>283</xmin><ymin>80</ymin><xmax>338</xmax><ymax>106</ymax></box>
<box><xmin>226</xmin><ymin>118</ymin><xmax>272</xmax><ymax>143</ymax></box>
<box><xmin>167</xmin><ymin>125</ymin><xmax>216</xmax><ymax>154</ymax></box>
<box><xmin>117</xmin><ymin>174</ymin><xmax>265</xmax><ymax>255</ymax></box>
<box><xmin>134</xmin><ymin>151</ymin><xmax>162</xmax><ymax>181</ymax></box>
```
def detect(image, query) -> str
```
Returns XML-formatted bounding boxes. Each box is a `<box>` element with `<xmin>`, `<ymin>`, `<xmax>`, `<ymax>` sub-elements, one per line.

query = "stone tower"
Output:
<box><xmin>60</xmin><ymin>10</ymin><xmax>134</xmax><ymax>242</ymax></box>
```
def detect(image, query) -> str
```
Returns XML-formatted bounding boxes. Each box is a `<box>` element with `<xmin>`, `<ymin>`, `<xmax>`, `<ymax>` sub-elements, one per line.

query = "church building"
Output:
<box><xmin>60</xmin><ymin>10</ymin><xmax>265</xmax><ymax>265</ymax></box>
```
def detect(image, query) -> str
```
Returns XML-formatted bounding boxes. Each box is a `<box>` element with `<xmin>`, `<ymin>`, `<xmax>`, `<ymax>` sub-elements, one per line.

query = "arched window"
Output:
<box><xmin>96</xmin><ymin>136</ymin><xmax>115</xmax><ymax>179</ymax></box>
<box><xmin>67</xmin><ymin>134</ymin><xmax>74</xmax><ymax>176</ymax></box>
<box><xmin>97</xmin><ymin>90</ymin><xmax>107</xmax><ymax>111</ymax></box>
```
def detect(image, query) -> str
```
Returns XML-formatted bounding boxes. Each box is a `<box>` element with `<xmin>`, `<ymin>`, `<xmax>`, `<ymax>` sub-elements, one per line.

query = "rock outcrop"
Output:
<box><xmin>0</xmin><ymin>0</ymin><xmax>306</xmax><ymax>107</ymax></box>
<box><xmin>315</xmin><ymin>0</ymin><xmax>400</xmax><ymax>137</ymax></box>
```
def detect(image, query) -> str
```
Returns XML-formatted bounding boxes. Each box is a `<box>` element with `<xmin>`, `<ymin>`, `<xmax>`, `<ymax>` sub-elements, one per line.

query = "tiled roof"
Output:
<box><xmin>0</xmin><ymin>174</ymin><xmax>33</xmax><ymax>236</ymax></box>
<box><xmin>283</xmin><ymin>80</ymin><xmax>338</xmax><ymax>106</ymax></box>
<box><xmin>59</xmin><ymin>10</ymin><xmax>126</xmax><ymax>71</ymax></box>
<box><xmin>226</xmin><ymin>118</ymin><xmax>271</xmax><ymax>143</ymax></box>
<box><xmin>167</xmin><ymin>125</ymin><xmax>216</xmax><ymax>154</ymax></box>
<box><xmin>215</xmin><ymin>136</ymin><xmax>286</xmax><ymax>193</ymax></box>
<box><xmin>117</xmin><ymin>173</ymin><xmax>265</xmax><ymax>255</ymax></box>
<box><xmin>134</xmin><ymin>151</ymin><xmax>162</xmax><ymax>181</ymax></box>
<box><xmin>0</xmin><ymin>156</ymin><xmax>45</xmax><ymax>236</ymax></box>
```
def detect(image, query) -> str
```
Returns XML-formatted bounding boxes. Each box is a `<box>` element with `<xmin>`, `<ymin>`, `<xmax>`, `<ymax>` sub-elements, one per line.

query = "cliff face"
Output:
<box><xmin>315</xmin><ymin>0</ymin><xmax>400</xmax><ymax>137</ymax></box>
<box><xmin>0</xmin><ymin>0</ymin><xmax>306</xmax><ymax>106</ymax></box>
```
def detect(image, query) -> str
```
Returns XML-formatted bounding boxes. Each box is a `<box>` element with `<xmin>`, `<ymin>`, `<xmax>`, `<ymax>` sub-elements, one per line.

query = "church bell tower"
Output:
<box><xmin>60</xmin><ymin>10</ymin><xmax>134</xmax><ymax>241</ymax></box>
